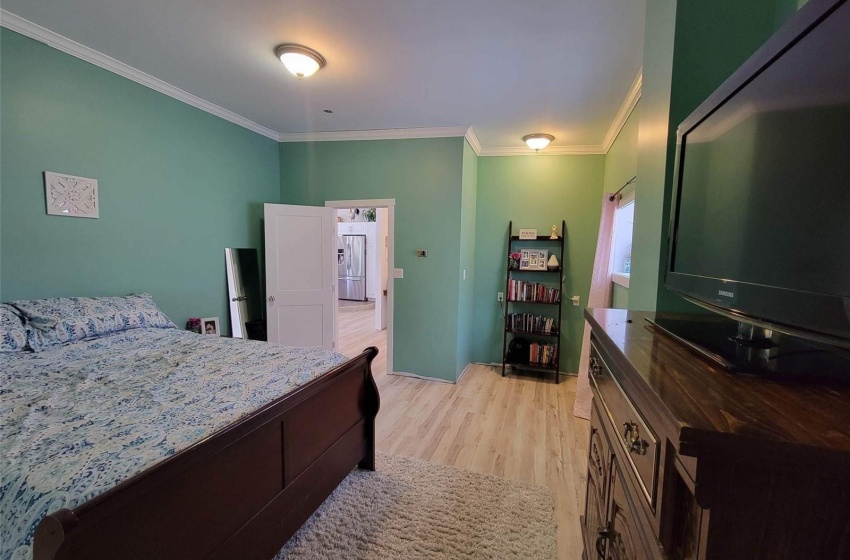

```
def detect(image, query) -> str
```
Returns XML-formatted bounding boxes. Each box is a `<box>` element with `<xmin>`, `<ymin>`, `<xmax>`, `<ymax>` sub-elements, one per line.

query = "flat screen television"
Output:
<box><xmin>665</xmin><ymin>0</ymin><xmax>850</xmax><ymax>351</ymax></box>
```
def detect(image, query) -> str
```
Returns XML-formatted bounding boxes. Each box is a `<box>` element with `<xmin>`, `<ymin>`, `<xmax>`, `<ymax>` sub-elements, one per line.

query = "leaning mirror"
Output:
<box><xmin>225</xmin><ymin>248</ymin><xmax>265</xmax><ymax>340</ymax></box>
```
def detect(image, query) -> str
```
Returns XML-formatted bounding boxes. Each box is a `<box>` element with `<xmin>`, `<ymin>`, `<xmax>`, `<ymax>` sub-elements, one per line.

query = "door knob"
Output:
<box><xmin>231</xmin><ymin>296</ymin><xmax>247</xmax><ymax>302</ymax></box>
<box><xmin>267</xmin><ymin>295</ymin><xmax>275</xmax><ymax>302</ymax></box>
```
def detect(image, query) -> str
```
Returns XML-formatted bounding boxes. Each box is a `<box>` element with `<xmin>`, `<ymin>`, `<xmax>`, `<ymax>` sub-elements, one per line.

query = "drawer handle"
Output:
<box><xmin>595</xmin><ymin>526</ymin><xmax>610</xmax><ymax>559</ymax></box>
<box><xmin>589</xmin><ymin>356</ymin><xmax>602</xmax><ymax>376</ymax></box>
<box><xmin>622</xmin><ymin>421</ymin><xmax>649</xmax><ymax>456</ymax></box>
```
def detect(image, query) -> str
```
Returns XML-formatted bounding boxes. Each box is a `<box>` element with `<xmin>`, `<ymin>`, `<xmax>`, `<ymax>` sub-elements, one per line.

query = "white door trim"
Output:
<box><xmin>325</xmin><ymin>199</ymin><xmax>395</xmax><ymax>376</ymax></box>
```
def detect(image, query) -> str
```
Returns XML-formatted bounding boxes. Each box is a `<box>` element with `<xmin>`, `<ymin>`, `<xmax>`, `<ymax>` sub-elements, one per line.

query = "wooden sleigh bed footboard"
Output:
<box><xmin>33</xmin><ymin>346</ymin><xmax>381</xmax><ymax>560</ymax></box>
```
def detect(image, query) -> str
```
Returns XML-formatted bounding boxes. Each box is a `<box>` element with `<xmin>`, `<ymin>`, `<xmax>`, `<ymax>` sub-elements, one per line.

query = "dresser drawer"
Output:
<box><xmin>590</xmin><ymin>341</ymin><xmax>659</xmax><ymax>508</ymax></box>
<box><xmin>584</xmin><ymin>403</ymin><xmax>613</xmax><ymax>556</ymax></box>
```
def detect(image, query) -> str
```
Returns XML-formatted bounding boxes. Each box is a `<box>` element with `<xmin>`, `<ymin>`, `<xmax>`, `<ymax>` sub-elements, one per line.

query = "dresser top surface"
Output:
<box><xmin>586</xmin><ymin>308</ymin><xmax>850</xmax><ymax>457</ymax></box>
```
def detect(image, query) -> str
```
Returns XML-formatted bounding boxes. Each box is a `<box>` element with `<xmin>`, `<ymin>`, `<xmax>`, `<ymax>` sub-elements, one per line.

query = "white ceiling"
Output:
<box><xmin>1</xmin><ymin>0</ymin><xmax>645</xmax><ymax>151</ymax></box>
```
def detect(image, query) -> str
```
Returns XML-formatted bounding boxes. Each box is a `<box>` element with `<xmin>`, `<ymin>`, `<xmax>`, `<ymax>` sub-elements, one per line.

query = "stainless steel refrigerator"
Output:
<box><xmin>338</xmin><ymin>234</ymin><xmax>367</xmax><ymax>301</ymax></box>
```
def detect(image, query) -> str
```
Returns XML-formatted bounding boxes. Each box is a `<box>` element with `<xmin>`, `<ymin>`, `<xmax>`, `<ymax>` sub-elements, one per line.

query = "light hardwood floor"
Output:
<box><xmin>337</xmin><ymin>303</ymin><xmax>590</xmax><ymax>559</ymax></box>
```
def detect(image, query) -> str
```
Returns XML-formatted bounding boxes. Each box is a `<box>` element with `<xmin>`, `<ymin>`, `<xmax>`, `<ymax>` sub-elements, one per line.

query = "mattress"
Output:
<box><xmin>0</xmin><ymin>328</ymin><xmax>347</xmax><ymax>560</ymax></box>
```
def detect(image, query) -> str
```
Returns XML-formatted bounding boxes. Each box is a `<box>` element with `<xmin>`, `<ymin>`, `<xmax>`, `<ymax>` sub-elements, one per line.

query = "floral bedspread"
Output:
<box><xmin>0</xmin><ymin>329</ymin><xmax>347</xmax><ymax>560</ymax></box>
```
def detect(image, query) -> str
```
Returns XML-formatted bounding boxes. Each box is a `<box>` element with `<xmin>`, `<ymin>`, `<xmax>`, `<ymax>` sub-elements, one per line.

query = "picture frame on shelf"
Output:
<box><xmin>201</xmin><ymin>317</ymin><xmax>221</xmax><ymax>336</ymax></box>
<box><xmin>520</xmin><ymin>249</ymin><xmax>548</xmax><ymax>270</ymax></box>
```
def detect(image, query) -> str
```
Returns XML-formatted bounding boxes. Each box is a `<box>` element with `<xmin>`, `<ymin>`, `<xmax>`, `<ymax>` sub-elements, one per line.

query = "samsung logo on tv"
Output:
<box><xmin>718</xmin><ymin>289</ymin><xmax>735</xmax><ymax>298</ymax></box>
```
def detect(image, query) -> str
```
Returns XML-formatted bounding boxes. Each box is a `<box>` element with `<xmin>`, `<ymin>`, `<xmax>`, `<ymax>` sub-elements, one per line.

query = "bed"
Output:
<box><xmin>0</xmin><ymin>295</ymin><xmax>380</xmax><ymax>560</ymax></box>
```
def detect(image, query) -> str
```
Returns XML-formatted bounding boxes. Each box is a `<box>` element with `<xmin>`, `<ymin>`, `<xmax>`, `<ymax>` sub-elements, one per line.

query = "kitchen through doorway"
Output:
<box><xmin>326</xmin><ymin>199</ymin><xmax>394</xmax><ymax>378</ymax></box>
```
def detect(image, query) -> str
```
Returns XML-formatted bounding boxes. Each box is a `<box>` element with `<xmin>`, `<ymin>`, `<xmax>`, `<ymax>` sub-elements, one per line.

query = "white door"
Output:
<box><xmin>264</xmin><ymin>203</ymin><xmax>336</xmax><ymax>349</ymax></box>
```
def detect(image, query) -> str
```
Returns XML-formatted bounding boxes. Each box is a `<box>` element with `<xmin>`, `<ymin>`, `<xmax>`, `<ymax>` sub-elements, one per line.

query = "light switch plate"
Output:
<box><xmin>393</xmin><ymin>268</ymin><xmax>404</xmax><ymax>279</ymax></box>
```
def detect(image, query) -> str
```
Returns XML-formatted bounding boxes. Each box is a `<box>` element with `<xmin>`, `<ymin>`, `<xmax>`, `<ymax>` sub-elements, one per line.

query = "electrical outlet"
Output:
<box><xmin>570</xmin><ymin>295</ymin><xmax>581</xmax><ymax>306</ymax></box>
<box><xmin>497</xmin><ymin>292</ymin><xmax>504</xmax><ymax>302</ymax></box>
<box><xmin>416</xmin><ymin>249</ymin><xmax>428</xmax><ymax>257</ymax></box>
<box><xmin>393</xmin><ymin>268</ymin><xmax>404</xmax><ymax>279</ymax></box>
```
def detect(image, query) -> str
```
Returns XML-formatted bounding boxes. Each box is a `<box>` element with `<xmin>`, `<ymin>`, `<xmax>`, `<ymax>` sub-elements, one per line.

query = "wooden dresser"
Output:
<box><xmin>581</xmin><ymin>309</ymin><xmax>850</xmax><ymax>560</ymax></box>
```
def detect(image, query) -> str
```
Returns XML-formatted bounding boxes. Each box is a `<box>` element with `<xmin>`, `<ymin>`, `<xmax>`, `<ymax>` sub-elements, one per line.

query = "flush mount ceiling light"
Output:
<box><xmin>275</xmin><ymin>44</ymin><xmax>326</xmax><ymax>79</ymax></box>
<box><xmin>522</xmin><ymin>133</ymin><xmax>555</xmax><ymax>152</ymax></box>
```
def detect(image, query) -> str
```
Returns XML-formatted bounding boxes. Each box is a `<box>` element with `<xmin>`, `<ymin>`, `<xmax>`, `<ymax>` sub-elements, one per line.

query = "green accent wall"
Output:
<box><xmin>471</xmin><ymin>155</ymin><xmax>606</xmax><ymax>374</ymax></box>
<box><xmin>0</xmin><ymin>29</ymin><xmax>280</xmax><ymax>331</ymax></box>
<box><xmin>278</xmin><ymin>138</ymin><xmax>465</xmax><ymax>382</ymax></box>
<box><xmin>457</xmin><ymin>140</ymin><xmax>478</xmax><ymax>377</ymax></box>
<box><xmin>630</xmin><ymin>0</ymin><xmax>677</xmax><ymax>311</ymax></box>
<box><xmin>656</xmin><ymin>0</ymin><xmax>805</xmax><ymax>312</ymax></box>
<box><xmin>632</xmin><ymin>0</ymin><xmax>811</xmax><ymax>312</ymax></box>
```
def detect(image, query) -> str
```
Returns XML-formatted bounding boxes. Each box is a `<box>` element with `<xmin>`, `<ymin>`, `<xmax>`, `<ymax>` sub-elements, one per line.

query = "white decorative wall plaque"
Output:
<box><xmin>44</xmin><ymin>172</ymin><xmax>99</xmax><ymax>218</ymax></box>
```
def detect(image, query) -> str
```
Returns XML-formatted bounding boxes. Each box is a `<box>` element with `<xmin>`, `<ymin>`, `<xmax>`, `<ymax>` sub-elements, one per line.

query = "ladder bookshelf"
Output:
<box><xmin>501</xmin><ymin>220</ymin><xmax>565</xmax><ymax>383</ymax></box>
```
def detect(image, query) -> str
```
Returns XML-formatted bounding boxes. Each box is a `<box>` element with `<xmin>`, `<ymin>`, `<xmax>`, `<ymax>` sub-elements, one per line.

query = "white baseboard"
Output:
<box><xmin>456</xmin><ymin>363</ymin><xmax>473</xmax><ymax>383</ymax></box>
<box><xmin>390</xmin><ymin>371</ymin><xmax>456</xmax><ymax>384</ymax></box>
<box><xmin>388</xmin><ymin>364</ymin><xmax>577</xmax><ymax>385</ymax></box>
<box><xmin>475</xmin><ymin>362</ymin><xmax>577</xmax><ymax>377</ymax></box>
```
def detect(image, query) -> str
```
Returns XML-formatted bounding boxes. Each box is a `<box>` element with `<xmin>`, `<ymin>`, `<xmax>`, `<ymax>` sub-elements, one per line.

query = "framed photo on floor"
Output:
<box><xmin>201</xmin><ymin>317</ymin><xmax>221</xmax><ymax>336</ymax></box>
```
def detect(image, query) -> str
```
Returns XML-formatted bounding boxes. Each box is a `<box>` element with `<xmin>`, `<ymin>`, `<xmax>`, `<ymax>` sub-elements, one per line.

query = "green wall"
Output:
<box><xmin>603</xmin><ymin>104</ymin><xmax>640</xmax><ymax>310</ymax></box>
<box><xmin>630</xmin><ymin>0</ymin><xmax>677</xmax><ymax>311</ymax></box>
<box><xmin>631</xmin><ymin>0</ymin><xmax>810</xmax><ymax>312</ymax></box>
<box><xmin>471</xmin><ymin>155</ymin><xmax>606</xmax><ymax>374</ymax></box>
<box><xmin>656</xmin><ymin>0</ymin><xmax>805</xmax><ymax>311</ymax></box>
<box><xmin>278</xmin><ymin>138</ymin><xmax>465</xmax><ymax>381</ymax></box>
<box><xmin>612</xmin><ymin>284</ymin><xmax>629</xmax><ymax>309</ymax></box>
<box><xmin>604</xmin><ymin>103</ymin><xmax>640</xmax><ymax>196</ymax></box>
<box><xmin>0</xmin><ymin>29</ymin><xmax>280</xmax><ymax>331</ymax></box>
<box><xmin>457</xmin><ymin>140</ymin><xmax>478</xmax><ymax>377</ymax></box>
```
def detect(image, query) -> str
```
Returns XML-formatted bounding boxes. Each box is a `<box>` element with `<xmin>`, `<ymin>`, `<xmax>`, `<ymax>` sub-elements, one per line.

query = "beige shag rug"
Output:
<box><xmin>275</xmin><ymin>453</ymin><xmax>557</xmax><ymax>559</ymax></box>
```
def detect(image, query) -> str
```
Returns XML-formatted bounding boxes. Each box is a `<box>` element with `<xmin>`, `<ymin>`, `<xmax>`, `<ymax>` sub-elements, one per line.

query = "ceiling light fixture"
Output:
<box><xmin>522</xmin><ymin>133</ymin><xmax>555</xmax><ymax>152</ymax></box>
<box><xmin>275</xmin><ymin>44</ymin><xmax>326</xmax><ymax>79</ymax></box>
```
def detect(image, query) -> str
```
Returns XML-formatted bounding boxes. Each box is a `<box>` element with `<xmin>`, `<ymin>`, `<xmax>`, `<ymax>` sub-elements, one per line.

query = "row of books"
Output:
<box><xmin>507</xmin><ymin>313</ymin><xmax>557</xmax><ymax>334</ymax></box>
<box><xmin>529</xmin><ymin>343</ymin><xmax>558</xmax><ymax>367</ymax></box>
<box><xmin>508</xmin><ymin>279</ymin><xmax>561</xmax><ymax>303</ymax></box>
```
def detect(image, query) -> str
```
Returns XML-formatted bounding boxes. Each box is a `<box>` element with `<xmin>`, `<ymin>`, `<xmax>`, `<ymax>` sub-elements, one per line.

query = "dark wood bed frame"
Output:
<box><xmin>33</xmin><ymin>346</ymin><xmax>380</xmax><ymax>560</ymax></box>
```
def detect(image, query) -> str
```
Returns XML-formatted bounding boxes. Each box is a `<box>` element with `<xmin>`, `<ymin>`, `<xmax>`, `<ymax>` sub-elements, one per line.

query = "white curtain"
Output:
<box><xmin>573</xmin><ymin>193</ymin><xmax>618</xmax><ymax>420</ymax></box>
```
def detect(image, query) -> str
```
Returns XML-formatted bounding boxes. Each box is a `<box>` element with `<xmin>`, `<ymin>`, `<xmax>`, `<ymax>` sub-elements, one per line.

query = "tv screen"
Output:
<box><xmin>667</xmin><ymin>0</ymin><xmax>850</xmax><ymax>343</ymax></box>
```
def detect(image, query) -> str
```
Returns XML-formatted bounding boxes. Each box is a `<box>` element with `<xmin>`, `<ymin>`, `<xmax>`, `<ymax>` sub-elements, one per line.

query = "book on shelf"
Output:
<box><xmin>507</xmin><ymin>279</ymin><xmax>561</xmax><ymax>303</ymax></box>
<box><xmin>507</xmin><ymin>313</ymin><xmax>557</xmax><ymax>334</ymax></box>
<box><xmin>528</xmin><ymin>342</ymin><xmax>558</xmax><ymax>367</ymax></box>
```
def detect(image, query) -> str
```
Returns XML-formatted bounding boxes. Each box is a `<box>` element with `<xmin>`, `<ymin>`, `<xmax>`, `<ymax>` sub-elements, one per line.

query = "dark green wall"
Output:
<box><xmin>632</xmin><ymin>0</ymin><xmax>810</xmax><ymax>312</ymax></box>
<box><xmin>657</xmin><ymin>0</ymin><xmax>796</xmax><ymax>311</ymax></box>
<box><xmin>630</xmin><ymin>0</ymin><xmax>677</xmax><ymax>311</ymax></box>
<box><xmin>0</xmin><ymin>29</ymin><xmax>280</xmax><ymax>330</ymax></box>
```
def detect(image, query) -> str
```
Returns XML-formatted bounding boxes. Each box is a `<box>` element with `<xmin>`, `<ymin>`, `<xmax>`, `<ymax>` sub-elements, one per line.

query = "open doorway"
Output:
<box><xmin>325</xmin><ymin>199</ymin><xmax>394</xmax><ymax>378</ymax></box>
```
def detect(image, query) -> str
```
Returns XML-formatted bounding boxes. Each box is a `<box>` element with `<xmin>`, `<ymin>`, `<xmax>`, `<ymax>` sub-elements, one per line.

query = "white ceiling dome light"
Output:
<box><xmin>275</xmin><ymin>44</ymin><xmax>326</xmax><ymax>79</ymax></box>
<box><xmin>522</xmin><ymin>133</ymin><xmax>555</xmax><ymax>152</ymax></box>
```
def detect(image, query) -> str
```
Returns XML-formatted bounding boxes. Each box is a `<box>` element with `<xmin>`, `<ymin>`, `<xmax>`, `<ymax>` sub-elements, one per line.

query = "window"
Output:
<box><xmin>611</xmin><ymin>190</ymin><xmax>634</xmax><ymax>288</ymax></box>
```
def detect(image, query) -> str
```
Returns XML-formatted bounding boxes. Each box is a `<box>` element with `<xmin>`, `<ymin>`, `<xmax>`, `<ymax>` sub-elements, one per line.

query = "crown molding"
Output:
<box><xmin>277</xmin><ymin>126</ymin><xmax>470</xmax><ymax>142</ymax></box>
<box><xmin>601</xmin><ymin>69</ymin><xmax>642</xmax><ymax>152</ymax></box>
<box><xmin>463</xmin><ymin>127</ymin><xmax>483</xmax><ymax>155</ymax></box>
<box><xmin>1</xmin><ymin>9</ymin><xmax>641</xmax><ymax>153</ymax></box>
<box><xmin>0</xmin><ymin>9</ymin><xmax>280</xmax><ymax>140</ymax></box>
